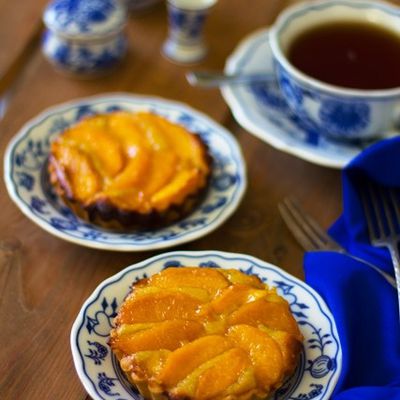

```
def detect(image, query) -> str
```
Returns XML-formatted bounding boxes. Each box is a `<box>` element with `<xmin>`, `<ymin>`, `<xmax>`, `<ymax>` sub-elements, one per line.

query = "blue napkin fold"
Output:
<box><xmin>303</xmin><ymin>137</ymin><xmax>400</xmax><ymax>399</ymax></box>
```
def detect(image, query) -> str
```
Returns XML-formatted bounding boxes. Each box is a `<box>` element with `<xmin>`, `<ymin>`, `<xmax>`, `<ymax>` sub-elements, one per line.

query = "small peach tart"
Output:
<box><xmin>109</xmin><ymin>267</ymin><xmax>303</xmax><ymax>400</ymax></box>
<box><xmin>48</xmin><ymin>112</ymin><xmax>211</xmax><ymax>230</ymax></box>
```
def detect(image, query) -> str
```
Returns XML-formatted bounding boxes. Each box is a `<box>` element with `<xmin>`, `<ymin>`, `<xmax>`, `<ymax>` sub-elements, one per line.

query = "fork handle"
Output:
<box><xmin>388</xmin><ymin>246</ymin><xmax>400</xmax><ymax>321</ymax></box>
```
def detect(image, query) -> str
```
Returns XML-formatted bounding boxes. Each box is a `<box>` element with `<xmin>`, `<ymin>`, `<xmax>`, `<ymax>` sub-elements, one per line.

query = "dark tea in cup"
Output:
<box><xmin>287</xmin><ymin>21</ymin><xmax>400</xmax><ymax>90</ymax></box>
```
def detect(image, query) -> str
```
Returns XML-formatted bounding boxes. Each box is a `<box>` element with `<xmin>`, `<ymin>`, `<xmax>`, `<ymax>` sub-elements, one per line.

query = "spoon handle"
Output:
<box><xmin>186</xmin><ymin>70</ymin><xmax>274</xmax><ymax>87</ymax></box>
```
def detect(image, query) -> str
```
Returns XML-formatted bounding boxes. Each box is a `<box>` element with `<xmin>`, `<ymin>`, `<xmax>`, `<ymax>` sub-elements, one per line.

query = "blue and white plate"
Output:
<box><xmin>4</xmin><ymin>94</ymin><xmax>246</xmax><ymax>251</ymax></box>
<box><xmin>71</xmin><ymin>251</ymin><xmax>342</xmax><ymax>400</ymax></box>
<box><xmin>222</xmin><ymin>29</ymin><xmax>393</xmax><ymax>169</ymax></box>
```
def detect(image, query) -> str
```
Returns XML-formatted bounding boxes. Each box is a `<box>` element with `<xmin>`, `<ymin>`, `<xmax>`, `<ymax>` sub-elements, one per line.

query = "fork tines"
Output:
<box><xmin>359</xmin><ymin>181</ymin><xmax>400</xmax><ymax>245</ymax></box>
<box><xmin>278</xmin><ymin>197</ymin><xmax>343</xmax><ymax>252</ymax></box>
<box><xmin>358</xmin><ymin>180</ymin><xmax>400</xmax><ymax>320</ymax></box>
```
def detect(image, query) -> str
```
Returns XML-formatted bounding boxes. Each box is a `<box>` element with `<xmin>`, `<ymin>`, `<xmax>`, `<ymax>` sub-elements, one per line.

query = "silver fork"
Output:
<box><xmin>359</xmin><ymin>182</ymin><xmax>400</xmax><ymax>319</ymax></box>
<box><xmin>278</xmin><ymin>196</ymin><xmax>396</xmax><ymax>288</ymax></box>
<box><xmin>278</xmin><ymin>197</ymin><xmax>343</xmax><ymax>252</ymax></box>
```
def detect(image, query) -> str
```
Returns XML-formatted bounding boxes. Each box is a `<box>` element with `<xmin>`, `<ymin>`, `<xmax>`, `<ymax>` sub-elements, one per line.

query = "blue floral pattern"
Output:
<box><xmin>276</xmin><ymin>64</ymin><xmax>304</xmax><ymax>111</ymax></box>
<box><xmin>98</xmin><ymin>372</ymin><xmax>120</xmax><ymax>396</ymax></box>
<box><xmin>86</xmin><ymin>297</ymin><xmax>118</xmax><ymax>337</ymax></box>
<box><xmin>42</xmin><ymin>30</ymin><xmax>127</xmax><ymax>74</ymax></box>
<box><xmin>5</xmin><ymin>95</ymin><xmax>246</xmax><ymax>251</ymax></box>
<box><xmin>17</xmin><ymin>172</ymin><xmax>34</xmax><ymax>191</ymax></box>
<box><xmin>71</xmin><ymin>252</ymin><xmax>341</xmax><ymax>400</ymax></box>
<box><xmin>169</xmin><ymin>7</ymin><xmax>207</xmax><ymax>41</ymax></box>
<box><xmin>319</xmin><ymin>100</ymin><xmax>370</xmax><ymax>136</ymax></box>
<box><xmin>250</xmin><ymin>81</ymin><xmax>289</xmax><ymax>111</ymax></box>
<box><xmin>276</xmin><ymin>63</ymin><xmax>372</xmax><ymax>140</ymax></box>
<box><xmin>289</xmin><ymin>384</ymin><xmax>323</xmax><ymax>400</ymax></box>
<box><xmin>163</xmin><ymin>2</ymin><xmax>210</xmax><ymax>63</ymax></box>
<box><xmin>48</xmin><ymin>0</ymin><xmax>116</xmax><ymax>32</ymax></box>
<box><xmin>85</xmin><ymin>341</ymin><xmax>108</xmax><ymax>365</ymax></box>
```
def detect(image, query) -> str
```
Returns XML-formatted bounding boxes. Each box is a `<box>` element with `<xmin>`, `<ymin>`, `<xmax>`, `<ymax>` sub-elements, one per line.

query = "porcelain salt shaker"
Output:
<box><xmin>162</xmin><ymin>0</ymin><xmax>217</xmax><ymax>64</ymax></box>
<box><xmin>42</xmin><ymin>0</ymin><xmax>128</xmax><ymax>77</ymax></box>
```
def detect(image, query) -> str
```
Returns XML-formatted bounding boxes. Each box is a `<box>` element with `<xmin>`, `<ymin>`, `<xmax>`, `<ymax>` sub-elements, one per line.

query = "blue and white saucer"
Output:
<box><xmin>71</xmin><ymin>251</ymin><xmax>342</xmax><ymax>400</ymax></box>
<box><xmin>4</xmin><ymin>94</ymin><xmax>246</xmax><ymax>251</ymax></box>
<box><xmin>222</xmin><ymin>29</ymin><xmax>393</xmax><ymax>169</ymax></box>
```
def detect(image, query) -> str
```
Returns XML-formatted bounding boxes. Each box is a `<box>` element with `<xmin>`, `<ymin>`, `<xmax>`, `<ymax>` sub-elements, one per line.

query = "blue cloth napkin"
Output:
<box><xmin>303</xmin><ymin>137</ymin><xmax>400</xmax><ymax>399</ymax></box>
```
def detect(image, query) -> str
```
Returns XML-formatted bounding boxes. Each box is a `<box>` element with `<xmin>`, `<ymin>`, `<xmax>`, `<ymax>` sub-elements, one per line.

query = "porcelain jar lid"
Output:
<box><xmin>43</xmin><ymin>0</ymin><xmax>127</xmax><ymax>39</ymax></box>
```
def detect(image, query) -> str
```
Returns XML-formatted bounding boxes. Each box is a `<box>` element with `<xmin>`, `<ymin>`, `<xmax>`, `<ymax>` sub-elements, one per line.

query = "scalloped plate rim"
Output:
<box><xmin>70</xmin><ymin>250</ymin><xmax>342</xmax><ymax>400</ymax></box>
<box><xmin>4</xmin><ymin>93</ymin><xmax>247</xmax><ymax>251</ymax></box>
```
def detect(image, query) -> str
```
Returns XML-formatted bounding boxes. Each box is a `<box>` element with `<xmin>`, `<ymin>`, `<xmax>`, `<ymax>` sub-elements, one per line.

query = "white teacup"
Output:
<box><xmin>269</xmin><ymin>0</ymin><xmax>400</xmax><ymax>141</ymax></box>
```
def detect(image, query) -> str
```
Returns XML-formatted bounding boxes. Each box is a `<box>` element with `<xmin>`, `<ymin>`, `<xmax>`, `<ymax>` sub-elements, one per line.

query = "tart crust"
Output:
<box><xmin>48</xmin><ymin>112</ymin><xmax>212</xmax><ymax>230</ymax></box>
<box><xmin>109</xmin><ymin>267</ymin><xmax>304</xmax><ymax>400</ymax></box>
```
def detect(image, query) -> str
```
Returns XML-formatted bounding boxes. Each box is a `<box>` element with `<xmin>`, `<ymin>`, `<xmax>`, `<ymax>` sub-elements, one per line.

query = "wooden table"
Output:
<box><xmin>0</xmin><ymin>0</ymin><xmax>345</xmax><ymax>398</ymax></box>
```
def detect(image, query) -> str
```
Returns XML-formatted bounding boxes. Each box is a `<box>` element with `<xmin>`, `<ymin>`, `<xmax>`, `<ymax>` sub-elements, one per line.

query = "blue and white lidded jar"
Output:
<box><xmin>42</xmin><ymin>0</ymin><xmax>128</xmax><ymax>76</ymax></box>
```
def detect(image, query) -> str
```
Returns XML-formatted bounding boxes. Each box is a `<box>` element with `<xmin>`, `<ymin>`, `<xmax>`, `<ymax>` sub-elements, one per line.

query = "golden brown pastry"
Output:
<box><xmin>48</xmin><ymin>112</ymin><xmax>211</xmax><ymax>230</ymax></box>
<box><xmin>109</xmin><ymin>267</ymin><xmax>303</xmax><ymax>400</ymax></box>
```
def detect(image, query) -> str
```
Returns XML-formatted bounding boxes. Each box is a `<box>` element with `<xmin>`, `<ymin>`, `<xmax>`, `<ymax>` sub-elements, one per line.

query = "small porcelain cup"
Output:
<box><xmin>269</xmin><ymin>0</ymin><xmax>400</xmax><ymax>141</ymax></box>
<box><xmin>162</xmin><ymin>0</ymin><xmax>217</xmax><ymax>64</ymax></box>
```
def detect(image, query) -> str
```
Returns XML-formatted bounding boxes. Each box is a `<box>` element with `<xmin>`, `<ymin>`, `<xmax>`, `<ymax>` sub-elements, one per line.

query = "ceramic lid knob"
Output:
<box><xmin>43</xmin><ymin>0</ymin><xmax>127</xmax><ymax>39</ymax></box>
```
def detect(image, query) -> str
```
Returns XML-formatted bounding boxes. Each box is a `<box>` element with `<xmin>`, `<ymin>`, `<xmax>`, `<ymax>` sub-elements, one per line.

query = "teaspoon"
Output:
<box><xmin>186</xmin><ymin>70</ymin><xmax>275</xmax><ymax>88</ymax></box>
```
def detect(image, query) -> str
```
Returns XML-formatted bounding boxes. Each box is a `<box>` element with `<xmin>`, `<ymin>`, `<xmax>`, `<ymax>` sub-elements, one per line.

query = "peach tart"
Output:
<box><xmin>109</xmin><ymin>267</ymin><xmax>303</xmax><ymax>400</ymax></box>
<box><xmin>48</xmin><ymin>112</ymin><xmax>211</xmax><ymax>230</ymax></box>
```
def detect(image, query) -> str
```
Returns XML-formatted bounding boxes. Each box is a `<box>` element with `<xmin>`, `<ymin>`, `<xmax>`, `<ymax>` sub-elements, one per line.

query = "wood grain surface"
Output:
<box><xmin>0</xmin><ymin>0</ymin><xmax>346</xmax><ymax>398</ymax></box>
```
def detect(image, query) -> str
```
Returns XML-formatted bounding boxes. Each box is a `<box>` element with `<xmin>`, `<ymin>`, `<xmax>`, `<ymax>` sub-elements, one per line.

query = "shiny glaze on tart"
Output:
<box><xmin>109</xmin><ymin>267</ymin><xmax>303</xmax><ymax>400</ymax></box>
<box><xmin>48</xmin><ymin>112</ymin><xmax>211</xmax><ymax>230</ymax></box>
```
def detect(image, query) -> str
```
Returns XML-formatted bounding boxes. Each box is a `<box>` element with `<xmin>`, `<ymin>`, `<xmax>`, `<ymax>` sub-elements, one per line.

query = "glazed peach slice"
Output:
<box><xmin>264</xmin><ymin>289</ymin><xmax>290</xmax><ymax>303</ymax></box>
<box><xmin>76</xmin><ymin>114</ymin><xmax>108</xmax><ymax>129</ymax></box>
<box><xmin>227</xmin><ymin>325</ymin><xmax>284</xmax><ymax>388</ymax></box>
<box><xmin>131</xmin><ymin>112</ymin><xmax>171</xmax><ymax>151</ymax></box>
<box><xmin>262</xmin><ymin>328</ymin><xmax>303</xmax><ymax>376</ymax></box>
<box><xmin>228</xmin><ymin>298</ymin><xmax>302</xmax><ymax>339</ymax></box>
<box><xmin>195</xmin><ymin>348</ymin><xmax>252</xmax><ymax>399</ymax></box>
<box><xmin>104</xmin><ymin>148</ymin><xmax>150</xmax><ymax>192</ymax></box>
<box><xmin>219</xmin><ymin>269</ymin><xmax>265</xmax><ymax>288</ymax></box>
<box><xmin>147</xmin><ymin>267</ymin><xmax>230</xmax><ymax>295</ymax></box>
<box><xmin>60</xmin><ymin>123</ymin><xmax>124</xmax><ymax>178</ymax></box>
<box><xmin>158</xmin><ymin>335</ymin><xmax>233</xmax><ymax>387</ymax></box>
<box><xmin>107</xmin><ymin>111</ymin><xmax>151</xmax><ymax>154</ymax></box>
<box><xmin>116</xmin><ymin>291</ymin><xmax>204</xmax><ymax>324</ymax></box>
<box><xmin>172</xmin><ymin>348</ymin><xmax>251</xmax><ymax>399</ymax></box>
<box><xmin>50</xmin><ymin>144</ymin><xmax>101</xmax><ymax>201</ymax></box>
<box><xmin>97</xmin><ymin>188</ymin><xmax>149</xmax><ymax>213</ymax></box>
<box><xmin>110</xmin><ymin>320</ymin><xmax>203</xmax><ymax>354</ymax></box>
<box><xmin>155</xmin><ymin>116</ymin><xmax>209</xmax><ymax>171</ymax></box>
<box><xmin>120</xmin><ymin>350</ymin><xmax>171</xmax><ymax>379</ymax></box>
<box><xmin>206</xmin><ymin>284</ymin><xmax>268</xmax><ymax>315</ymax></box>
<box><xmin>140</xmin><ymin>151</ymin><xmax>178</xmax><ymax>197</ymax></box>
<box><xmin>222</xmin><ymin>367</ymin><xmax>258</xmax><ymax>398</ymax></box>
<box><xmin>132</xmin><ymin>286</ymin><xmax>210</xmax><ymax>303</ymax></box>
<box><xmin>150</xmin><ymin>168</ymin><xmax>203</xmax><ymax>211</ymax></box>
